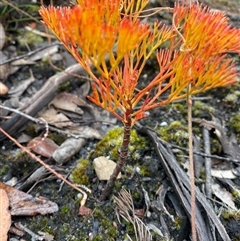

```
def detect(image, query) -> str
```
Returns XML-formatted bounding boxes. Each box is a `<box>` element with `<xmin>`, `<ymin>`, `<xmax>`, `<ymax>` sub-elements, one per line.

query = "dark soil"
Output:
<box><xmin>0</xmin><ymin>0</ymin><xmax>240</xmax><ymax>241</ymax></box>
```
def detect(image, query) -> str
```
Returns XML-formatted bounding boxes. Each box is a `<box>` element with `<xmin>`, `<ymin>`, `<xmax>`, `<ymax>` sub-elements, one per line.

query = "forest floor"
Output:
<box><xmin>0</xmin><ymin>0</ymin><xmax>240</xmax><ymax>241</ymax></box>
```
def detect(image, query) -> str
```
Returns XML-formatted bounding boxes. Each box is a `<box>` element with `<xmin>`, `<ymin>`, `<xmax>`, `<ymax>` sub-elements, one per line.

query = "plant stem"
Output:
<box><xmin>187</xmin><ymin>86</ymin><xmax>197</xmax><ymax>241</ymax></box>
<box><xmin>99</xmin><ymin>112</ymin><xmax>132</xmax><ymax>201</ymax></box>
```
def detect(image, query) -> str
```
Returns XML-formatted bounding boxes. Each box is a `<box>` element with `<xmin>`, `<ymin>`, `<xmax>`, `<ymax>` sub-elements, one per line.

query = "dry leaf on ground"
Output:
<box><xmin>211</xmin><ymin>169</ymin><xmax>237</xmax><ymax>179</ymax></box>
<box><xmin>212</xmin><ymin>182</ymin><xmax>237</xmax><ymax>210</ymax></box>
<box><xmin>27</xmin><ymin>137</ymin><xmax>59</xmax><ymax>158</ymax></box>
<box><xmin>38</xmin><ymin>107</ymin><xmax>73</xmax><ymax>128</ymax></box>
<box><xmin>49</xmin><ymin>92</ymin><xmax>92</xmax><ymax>117</ymax></box>
<box><xmin>0</xmin><ymin>181</ymin><xmax>58</xmax><ymax>216</ymax></box>
<box><xmin>78</xmin><ymin>205</ymin><xmax>92</xmax><ymax>216</ymax></box>
<box><xmin>0</xmin><ymin>189</ymin><xmax>11</xmax><ymax>241</ymax></box>
<box><xmin>8</xmin><ymin>70</ymin><xmax>35</xmax><ymax>97</ymax></box>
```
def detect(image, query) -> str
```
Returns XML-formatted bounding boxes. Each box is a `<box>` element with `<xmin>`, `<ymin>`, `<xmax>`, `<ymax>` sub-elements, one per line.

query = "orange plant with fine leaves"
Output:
<box><xmin>39</xmin><ymin>0</ymin><xmax>240</xmax><ymax>201</ymax></box>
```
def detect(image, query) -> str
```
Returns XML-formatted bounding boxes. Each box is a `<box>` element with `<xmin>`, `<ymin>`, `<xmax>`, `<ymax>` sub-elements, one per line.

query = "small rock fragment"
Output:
<box><xmin>93</xmin><ymin>156</ymin><xmax>121</xmax><ymax>180</ymax></box>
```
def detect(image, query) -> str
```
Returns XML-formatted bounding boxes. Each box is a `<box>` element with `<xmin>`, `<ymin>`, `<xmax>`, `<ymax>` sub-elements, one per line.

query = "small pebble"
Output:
<box><xmin>160</xmin><ymin>121</ymin><xmax>168</xmax><ymax>126</ymax></box>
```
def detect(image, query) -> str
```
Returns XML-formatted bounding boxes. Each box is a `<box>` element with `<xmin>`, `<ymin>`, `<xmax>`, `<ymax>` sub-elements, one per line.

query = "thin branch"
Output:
<box><xmin>203</xmin><ymin>127</ymin><xmax>212</xmax><ymax>198</ymax></box>
<box><xmin>0</xmin><ymin>104</ymin><xmax>92</xmax><ymax>139</ymax></box>
<box><xmin>0</xmin><ymin>42</ymin><xmax>62</xmax><ymax>65</ymax></box>
<box><xmin>187</xmin><ymin>91</ymin><xmax>197</xmax><ymax>241</ymax></box>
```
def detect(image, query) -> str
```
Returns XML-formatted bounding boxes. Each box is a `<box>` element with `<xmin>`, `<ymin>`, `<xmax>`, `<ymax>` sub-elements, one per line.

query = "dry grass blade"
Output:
<box><xmin>114</xmin><ymin>188</ymin><xmax>152</xmax><ymax>241</ymax></box>
<box><xmin>0</xmin><ymin>189</ymin><xmax>11</xmax><ymax>241</ymax></box>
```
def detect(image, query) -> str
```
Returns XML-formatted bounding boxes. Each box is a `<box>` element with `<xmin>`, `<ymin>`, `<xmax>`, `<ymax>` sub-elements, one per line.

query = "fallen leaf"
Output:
<box><xmin>8</xmin><ymin>70</ymin><xmax>35</xmax><ymax>97</ymax></box>
<box><xmin>77</xmin><ymin>79</ymin><xmax>91</xmax><ymax>98</ymax></box>
<box><xmin>0</xmin><ymin>189</ymin><xmax>11</xmax><ymax>241</ymax></box>
<box><xmin>93</xmin><ymin>156</ymin><xmax>121</xmax><ymax>180</ymax></box>
<box><xmin>50</xmin><ymin>92</ymin><xmax>86</xmax><ymax>115</ymax></box>
<box><xmin>212</xmin><ymin>182</ymin><xmax>237</xmax><ymax>210</ymax></box>
<box><xmin>8</xmin><ymin>45</ymin><xmax>59</xmax><ymax>77</ymax></box>
<box><xmin>0</xmin><ymin>181</ymin><xmax>58</xmax><ymax>216</ymax></box>
<box><xmin>38</xmin><ymin>107</ymin><xmax>73</xmax><ymax>128</ymax></box>
<box><xmin>69</xmin><ymin>126</ymin><xmax>102</xmax><ymax>139</ymax></box>
<box><xmin>27</xmin><ymin>137</ymin><xmax>59</xmax><ymax>158</ymax></box>
<box><xmin>211</xmin><ymin>169</ymin><xmax>237</xmax><ymax>179</ymax></box>
<box><xmin>134</xmin><ymin>208</ymin><xmax>145</xmax><ymax>218</ymax></box>
<box><xmin>78</xmin><ymin>205</ymin><xmax>92</xmax><ymax>216</ymax></box>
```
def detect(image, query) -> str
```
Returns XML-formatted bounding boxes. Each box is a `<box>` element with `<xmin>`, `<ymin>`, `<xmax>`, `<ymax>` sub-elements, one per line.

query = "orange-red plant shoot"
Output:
<box><xmin>39</xmin><ymin>0</ymin><xmax>240</xmax><ymax>201</ymax></box>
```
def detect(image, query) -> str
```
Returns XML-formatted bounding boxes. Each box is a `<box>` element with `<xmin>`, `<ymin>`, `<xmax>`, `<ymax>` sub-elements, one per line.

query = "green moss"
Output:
<box><xmin>192</xmin><ymin>100</ymin><xmax>215</xmax><ymax>116</ymax></box>
<box><xmin>229</xmin><ymin>113</ymin><xmax>240</xmax><ymax>132</ymax></box>
<box><xmin>125</xmin><ymin>165</ymin><xmax>134</xmax><ymax>175</ymax></box>
<box><xmin>92</xmin><ymin>234</ymin><xmax>104</xmax><ymax>241</ymax></box>
<box><xmin>70</xmin><ymin>158</ymin><xmax>90</xmax><ymax>185</ymax></box>
<box><xmin>17</xmin><ymin>30</ymin><xmax>43</xmax><ymax>47</ymax></box>
<box><xmin>228</xmin><ymin>113</ymin><xmax>240</xmax><ymax>143</ymax></box>
<box><xmin>90</xmin><ymin>127</ymin><xmax>148</xmax><ymax>161</ymax></box>
<box><xmin>122</xmin><ymin>218</ymin><xmax>135</xmax><ymax>239</ymax></box>
<box><xmin>29</xmin><ymin>216</ymin><xmax>57</xmax><ymax>237</ymax></box>
<box><xmin>199</xmin><ymin>169</ymin><xmax>206</xmax><ymax>180</ymax></box>
<box><xmin>60</xmin><ymin>205</ymin><xmax>70</xmax><ymax>215</ymax></box>
<box><xmin>174</xmin><ymin>217</ymin><xmax>183</xmax><ymax>230</ymax></box>
<box><xmin>210</xmin><ymin>138</ymin><xmax>222</xmax><ymax>154</ymax></box>
<box><xmin>25</xmin><ymin>124</ymin><xmax>38</xmax><ymax>136</ymax></box>
<box><xmin>61</xmin><ymin>223</ymin><xmax>70</xmax><ymax>234</ymax></box>
<box><xmin>171</xmin><ymin>102</ymin><xmax>188</xmax><ymax>118</ymax></box>
<box><xmin>0</xmin><ymin>165</ymin><xmax>9</xmax><ymax>176</ymax></box>
<box><xmin>139</xmin><ymin>164</ymin><xmax>151</xmax><ymax>176</ymax></box>
<box><xmin>92</xmin><ymin>207</ymin><xmax>119</xmax><ymax>239</ymax></box>
<box><xmin>157</xmin><ymin>121</ymin><xmax>188</xmax><ymax>147</ymax></box>
<box><xmin>221</xmin><ymin>209</ymin><xmax>240</xmax><ymax>220</ymax></box>
<box><xmin>8</xmin><ymin>149</ymin><xmax>33</xmax><ymax>166</ymax></box>
<box><xmin>47</xmin><ymin>132</ymin><xmax>67</xmax><ymax>145</ymax></box>
<box><xmin>58</xmin><ymin>81</ymin><xmax>72</xmax><ymax>92</ymax></box>
<box><xmin>223</xmin><ymin>91</ymin><xmax>240</xmax><ymax>105</ymax></box>
<box><xmin>105</xmin><ymin>226</ymin><xmax>118</xmax><ymax>238</ymax></box>
<box><xmin>232</xmin><ymin>190</ymin><xmax>240</xmax><ymax>199</ymax></box>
